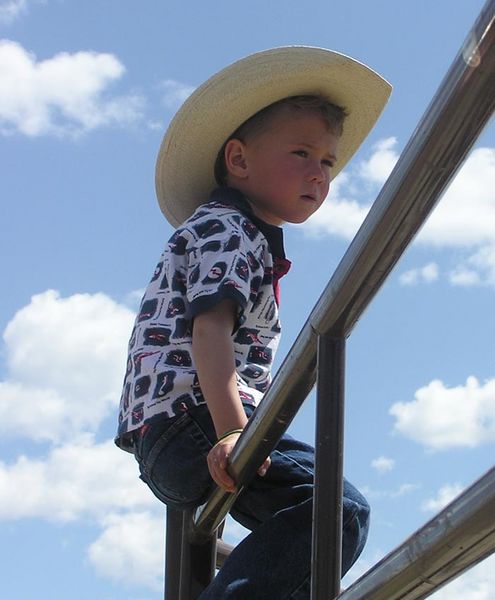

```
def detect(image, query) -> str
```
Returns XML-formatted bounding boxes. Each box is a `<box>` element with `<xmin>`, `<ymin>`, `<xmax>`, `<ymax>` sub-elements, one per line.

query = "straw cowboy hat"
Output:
<box><xmin>156</xmin><ymin>46</ymin><xmax>392</xmax><ymax>227</ymax></box>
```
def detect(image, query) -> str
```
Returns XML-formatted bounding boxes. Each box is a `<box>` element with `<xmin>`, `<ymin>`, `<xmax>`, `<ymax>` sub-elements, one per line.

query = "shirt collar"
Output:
<box><xmin>209</xmin><ymin>187</ymin><xmax>287</xmax><ymax>259</ymax></box>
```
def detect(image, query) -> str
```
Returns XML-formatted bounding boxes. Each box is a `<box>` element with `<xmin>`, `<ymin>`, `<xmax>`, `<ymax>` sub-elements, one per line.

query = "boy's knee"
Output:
<box><xmin>356</xmin><ymin>497</ymin><xmax>371</xmax><ymax>537</ymax></box>
<box><xmin>343</xmin><ymin>493</ymin><xmax>370</xmax><ymax>533</ymax></box>
<box><xmin>341</xmin><ymin>484</ymin><xmax>370</xmax><ymax>573</ymax></box>
<box><xmin>356</xmin><ymin>493</ymin><xmax>370</xmax><ymax>524</ymax></box>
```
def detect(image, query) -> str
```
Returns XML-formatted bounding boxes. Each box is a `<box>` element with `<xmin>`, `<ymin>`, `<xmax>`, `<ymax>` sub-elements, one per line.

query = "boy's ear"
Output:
<box><xmin>224</xmin><ymin>138</ymin><xmax>249</xmax><ymax>179</ymax></box>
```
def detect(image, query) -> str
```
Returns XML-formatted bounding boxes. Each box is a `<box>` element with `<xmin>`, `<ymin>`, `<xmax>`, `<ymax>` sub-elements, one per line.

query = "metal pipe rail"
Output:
<box><xmin>337</xmin><ymin>466</ymin><xmax>495</xmax><ymax>600</ymax></box>
<box><xmin>193</xmin><ymin>0</ymin><xmax>495</xmax><ymax>539</ymax></box>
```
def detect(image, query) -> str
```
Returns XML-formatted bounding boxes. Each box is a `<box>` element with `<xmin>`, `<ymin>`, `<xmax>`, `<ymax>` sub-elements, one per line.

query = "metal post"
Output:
<box><xmin>178</xmin><ymin>509</ymin><xmax>217</xmax><ymax>599</ymax></box>
<box><xmin>311</xmin><ymin>335</ymin><xmax>346</xmax><ymax>599</ymax></box>
<box><xmin>165</xmin><ymin>507</ymin><xmax>185</xmax><ymax>599</ymax></box>
<box><xmin>165</xmin><ymin>508</ymin><xmax>217</xmax><ymax>600</ymax></box>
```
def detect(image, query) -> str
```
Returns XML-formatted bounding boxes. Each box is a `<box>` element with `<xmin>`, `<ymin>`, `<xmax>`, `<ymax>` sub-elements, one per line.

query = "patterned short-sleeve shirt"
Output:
<box><xmin>115</xmin><ymin>187</ymin><xmax>291</xmax><ymax>451</ymax></box>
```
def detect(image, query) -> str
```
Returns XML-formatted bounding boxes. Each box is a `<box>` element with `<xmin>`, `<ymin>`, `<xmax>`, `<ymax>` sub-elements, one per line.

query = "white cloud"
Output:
<box><xmin>0</xmin><ymin>436</ymin><xmax>165</xmax><ymax>590</ymax></box>
<box><xmin>421</xmin><ymin>483</ymin><xmax>464</xmax><ymax>512</ymax></box>
<box><xmin>449</xmin><ymin>267</ymin><xmax>481</xmax><ymax>287</ymax></box>
<box><xmin>401</xmin><ymin>148</ymin><xmax>495</xmax><ymax>287</ymax></box>
<box><xmin>358</xmin><ymin>137</ymin><xmax>399</xmax><ymax>184</ymax></box>
<box><xmin>160</xmin><ymin>79</ymin><xmax>195</xmax><ymax>109</ymax></box>
<box><xmin>415</xmin><ymin>147</ymin><xmax>495</xmax><ymax>286</ymax></box>
<box><xmin>147</xmin><ymin>119</ymin><xmax>165</xmax><ymax>132</ymax></box>
<box><xmin>0</xmin><ymin>437</ymin><xmax>155</xmax><ymax>522</ymax></box>
<box><xmin>303</xmin><ymin>137</ymin><xmax>399</xmax><ymax>239</ymax></box>
<box><xmin>124</xmin><ymin>288</ymin><xmax>146</xmax><ymax>309</ymax></box>
<box><xmin>390</xmin><ymin>376</ymin><xmax>495</xmax><ymax>450</ymax></box>
<box><xmin>0</xmin><ymin>40</ymin><xmax>144</xmax><ymax>137</ymax></box>
<box><xmin>399</xmin><ymin>262</ymin><xmax>439</xmax><ymax>286</ymax></box>
<box><xmin>0</xmin><ymin>289</ymin><xmax>135</xmax><ymax>443</ymax></box>
<box><xmin>303</xmin><ymin>138</ymin><xmax>495</xmax><ymax>288</ymax></box>
<box><xmin>449</xmin><ymin>243</ymin><xmax>495</xmax><ymax>287</ymax></box>
<box><xmin>360</xmin><ymin>482</ymin><xmax>420</xmax><ymax>500</ymax></box>
<box><xmin>303</xmin><ymin>171</ymin><xmax>371</xmax><ymax>239</ymax></box>
<box><xmin>88</xmin><ymin>511</ymin><xmax>165</xmax><ymax>591</ymax></box>
<box><xmin>0</xmin><ymin>290</ymin><xmax>169</xmax><ymax>588</ymax></box>
<box><xmin>420</xmin><ymin>148</ymin><xmax>495</xmax><ymax>248</ymax></box>
<box><xmin>371</xmin><ymin>456</ymin><xmax>395</xmax><ymax>473</ymax></box>
<box><xmin>304</xmin><ymin>196</ymin><xmax>370</xmax><ymax>239</ymax></box>
<box><xmin>393</xmin><ymin>483</ymin><xmax>419</xmax><ymax>497</ymax></box>
<box><xmin>0</xmin><ymin>0</ymin><xmax>28</xmax><ymax>24</ymax></box>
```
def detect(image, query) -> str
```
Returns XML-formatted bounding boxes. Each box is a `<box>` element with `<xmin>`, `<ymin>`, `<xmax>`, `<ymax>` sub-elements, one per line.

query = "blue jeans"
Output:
<box><xmin>133</xmin><ymin>403</ymin><xmax>369</xmax><ymax>599</ymax></box>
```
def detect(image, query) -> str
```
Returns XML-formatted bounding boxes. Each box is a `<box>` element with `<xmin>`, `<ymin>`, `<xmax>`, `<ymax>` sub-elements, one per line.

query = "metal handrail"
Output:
<box><xmin>337</xmin><ymin>466</ymin><xmax>495</xmax><ymax>600</ymax></box>
<box><xmin>192</xmin><ymin>0</ymin><xmax>495</xmax><ymax>540</ymax></box>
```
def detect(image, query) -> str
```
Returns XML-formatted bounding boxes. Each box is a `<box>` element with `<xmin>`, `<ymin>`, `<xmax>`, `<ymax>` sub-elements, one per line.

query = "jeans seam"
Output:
<box><xmin>342</xmin><ymin>504</ymin><xmax>359</xmax><ymax>528</ymax></box>
<box><xmin>141</xmin><ymin>412</ymin><xmax>192</xmax><ymax>477</ymax></box>
<box><xmin>287</xmin><ymin>573</ymin><xmax>310</xmax><ymax>600</ymax></box>
<box><xmin>272</xmin><ymin>449</ymin><xmax>314</xmax><ymax>478</ymax></box>
<box><xmin>187</xmin><ymin>410</ymin><xmax>217</xmax><ymax>450</ymax></box>
<box><xmin>140</xmin><ymin>413</ymin><xmax>214</xmax><ymax>508</ymax></box>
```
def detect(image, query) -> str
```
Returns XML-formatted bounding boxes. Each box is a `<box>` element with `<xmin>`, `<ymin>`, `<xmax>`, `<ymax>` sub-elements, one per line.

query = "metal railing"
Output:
<box><xmin>165</xmin><ymin>1</ymin><xmax>495</xmax><ymax>597</ymax></box>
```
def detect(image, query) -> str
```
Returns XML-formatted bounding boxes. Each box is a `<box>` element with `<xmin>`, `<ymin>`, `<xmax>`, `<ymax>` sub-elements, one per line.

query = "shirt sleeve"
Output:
<box><xmin>186</xmin><ymin>214</ymin><xmax>265</xmax><ymax>322</ymax></box>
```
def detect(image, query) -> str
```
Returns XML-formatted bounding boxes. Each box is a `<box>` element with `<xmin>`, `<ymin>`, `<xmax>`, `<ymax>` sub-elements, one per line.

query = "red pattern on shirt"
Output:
<box><xmin>272</xmin><ymin>257</ymin><xmax>292</xmax><ymax>305</ymax></box>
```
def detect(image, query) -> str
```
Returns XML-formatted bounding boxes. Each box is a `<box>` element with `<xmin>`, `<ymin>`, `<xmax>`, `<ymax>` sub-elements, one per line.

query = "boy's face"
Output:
<box><xmin>228</xmin><ymin>109</ymin><xmax>339</xmax><ymax>226</ymax></box>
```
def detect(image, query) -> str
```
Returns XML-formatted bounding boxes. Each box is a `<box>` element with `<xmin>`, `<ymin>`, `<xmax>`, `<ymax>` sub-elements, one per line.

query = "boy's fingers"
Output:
<box><xmin>209</xmin><ymin>446</ymin><xmax>270</xmax><ymax>487</ymax></box>
<box><xmin>217</xmin><ymin>471</ymin><xmax>236</xmax><ymax>491</ymax></box>
<box><xmin>208</xmin><ymin>453</ymin><xmax>237</xmax><ymax>492</ymax></box>
<box><xmin>214</xmin><ymin>469</ymin><xmax>236</xmax><ymax>492</ymax></box>
<box><xmin>207</xmin><ymin>437</ymin><xmax>243</xmax><ymax>492</ymax></box>
<box><xmin>258</xmin><ymin>455</ymin><xmax>271</xmax><ymax>477</ymax></box>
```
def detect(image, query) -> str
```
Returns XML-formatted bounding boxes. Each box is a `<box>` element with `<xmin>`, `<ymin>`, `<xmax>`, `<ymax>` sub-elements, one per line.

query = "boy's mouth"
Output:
<box><xmin>301</xmin><ymin>193</ymin><xmax>317</xmax><ymax>202</ymax></box>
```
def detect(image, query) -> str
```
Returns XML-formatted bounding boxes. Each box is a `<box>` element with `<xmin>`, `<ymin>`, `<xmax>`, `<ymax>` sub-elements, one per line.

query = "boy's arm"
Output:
<box><xmin>192</xmin><ymin>298</ymin><xmax>269</xmax><ymax>492</ymax></box>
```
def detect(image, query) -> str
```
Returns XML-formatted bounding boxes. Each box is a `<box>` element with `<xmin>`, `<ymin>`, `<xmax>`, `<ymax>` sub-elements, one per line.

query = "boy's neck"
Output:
<box><xmin>215</xmin><ymin>186</ymin><xmax>284</xmax><ymax>228</ymax></box>
<box><xmin>209</xmin><ymin>186</ymin><xmax>287</xmax><ymax>259</ymax></box>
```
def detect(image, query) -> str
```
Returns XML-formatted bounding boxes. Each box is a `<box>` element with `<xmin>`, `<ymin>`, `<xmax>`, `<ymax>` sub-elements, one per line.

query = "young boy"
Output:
<box><xmin>116</xmin><ymin>46</ymin><xmax>391</xmax><ymax>598</ymax></box>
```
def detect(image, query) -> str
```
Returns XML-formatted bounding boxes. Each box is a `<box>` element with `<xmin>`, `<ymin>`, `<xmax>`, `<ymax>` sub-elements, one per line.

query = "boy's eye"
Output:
<box><xmin>294</xmin><ymin>150</ymin><xmax>334</xmax><ymax>168</ymax></box>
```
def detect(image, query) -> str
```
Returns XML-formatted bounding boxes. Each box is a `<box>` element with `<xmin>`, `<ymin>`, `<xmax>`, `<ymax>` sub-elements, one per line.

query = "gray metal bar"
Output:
<box><xmin>216</xmin><ymin>539</ymin><xmax>234</xmax><ymax>569</ymax></box>
<box><xmin>336</xmin><ymin>467</ymin><xmax>495</xmax><ymax>600</ymax></box>
<box><xmin>177</xmin><ymin>509</ymin><xmax>217</xmax><ymax>599</ymax></box>
<box><xmin>192</xmin><ymin>0</ymin><xmax>495</xmax><ymax>540</ymax></box>
<box><xmin>311</xmin><ymin>336</ymin><xmax>345</xmax><ymax>599</ymax></box>
<box><xmin>165</xmin><ymin>507</ymin><xmax>184</xmax><ymax>600</ymax></box>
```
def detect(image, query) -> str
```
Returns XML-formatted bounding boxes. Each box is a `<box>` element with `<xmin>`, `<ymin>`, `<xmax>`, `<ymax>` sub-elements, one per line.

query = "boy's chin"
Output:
<box><xmin>285</xmin><ymin>214</ymin><xmax>315</xmax><ymax>225</ymax></box>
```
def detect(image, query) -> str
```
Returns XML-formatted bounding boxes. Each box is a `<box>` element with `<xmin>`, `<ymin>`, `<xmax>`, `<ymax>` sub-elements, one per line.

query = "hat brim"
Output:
<box><xmin>156</xmin><ymin>46</ymin><xmax>392</xmax><ymax>227</ymax></box>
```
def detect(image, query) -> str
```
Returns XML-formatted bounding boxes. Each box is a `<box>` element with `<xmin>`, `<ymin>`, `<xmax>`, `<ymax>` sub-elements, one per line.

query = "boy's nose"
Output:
<box><xmin>306</xmin><ymin>163</ymin><xmax>326</xmax><ymax>183</ymax></box>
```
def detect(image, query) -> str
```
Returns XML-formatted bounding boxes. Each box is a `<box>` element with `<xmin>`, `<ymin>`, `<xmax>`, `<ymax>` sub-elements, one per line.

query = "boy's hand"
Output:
<box><xmin>207</xmin><ymin>432</ymin><xmax>271</xmax><ymax>493</ymax></box>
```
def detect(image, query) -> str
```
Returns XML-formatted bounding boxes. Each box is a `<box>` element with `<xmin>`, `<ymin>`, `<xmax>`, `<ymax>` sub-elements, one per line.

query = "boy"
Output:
<box><xmin>116</xmin><ymin>46</ymin><xmax>391</xmax><ymax>598</ymax></box>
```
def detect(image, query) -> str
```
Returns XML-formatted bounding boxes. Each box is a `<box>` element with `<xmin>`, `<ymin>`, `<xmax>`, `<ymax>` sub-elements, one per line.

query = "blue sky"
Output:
<box><xmin>1</xmin><ymin>0</ymin><xmax>494</xmax><ymax>598</ymax></box>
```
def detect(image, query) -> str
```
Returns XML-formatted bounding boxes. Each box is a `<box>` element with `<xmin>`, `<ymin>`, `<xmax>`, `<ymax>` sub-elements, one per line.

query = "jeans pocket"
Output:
<box><xmin>138</xmin><ymin>410</ymin><xmax>215</xmax><ymax>510</ymax></box>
